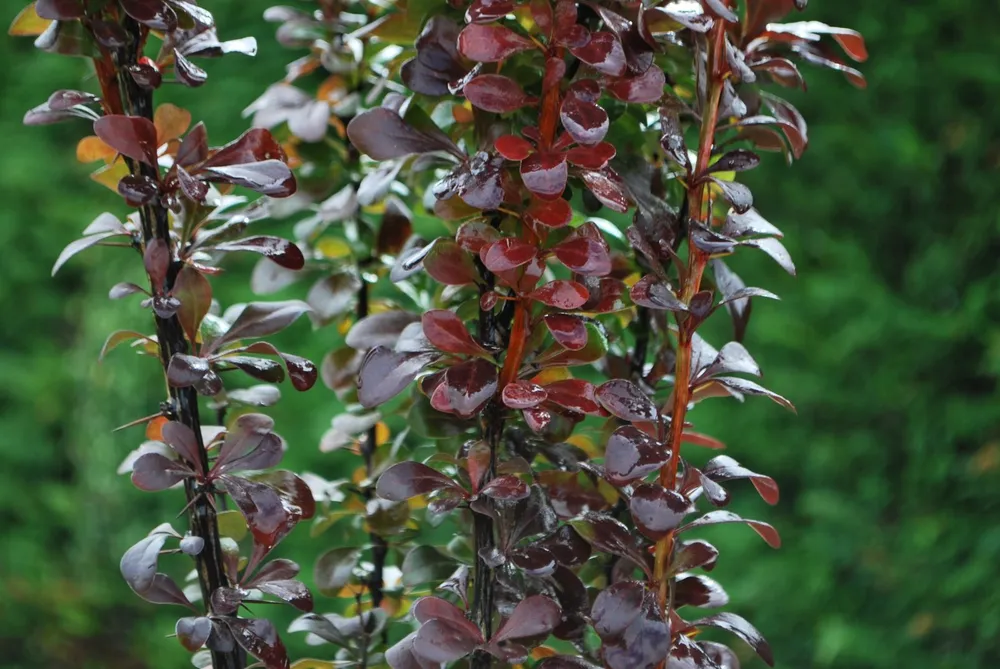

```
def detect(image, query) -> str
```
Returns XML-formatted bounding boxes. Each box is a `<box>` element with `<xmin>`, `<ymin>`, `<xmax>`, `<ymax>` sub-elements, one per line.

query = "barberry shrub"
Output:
<box><xmin>14</xmin><ymin>0</ymin><xmax>864</xmax><ymax>668</ymax></box>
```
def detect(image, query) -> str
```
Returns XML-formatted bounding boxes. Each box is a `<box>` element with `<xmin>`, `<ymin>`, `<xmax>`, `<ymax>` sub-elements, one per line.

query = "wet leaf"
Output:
<box><xmin>595</xmin><ymin>379</ymin><xmax>657</xmax><ymax>422</ymax></box>
<box><xmin>521</xmin><ymin>152</ymin><xmax>569</xmax><ymax>199</ymax></box>
<box><xmin>203</xmin><ymin>160</ymin><xmax>296</xmax><ymax>197</ymax></box>
<box><xmin>173</xmin><ymin>266</ymin><xmax>212</xmax><ymax>344</ymax></box>
<box><xmin>629</xmin><ymin>484</ymin><xmax>692</xmax><ymax>541</ymax></box>
<box><xmin>703</xmin><ymin>455</ymin><xmax>779</xmax><ymax>504</ymax></box>
<box><xmin>553</xmin><ymin>223</ymin><xmax>612</xmax><ymax>276</ymax></box>
<box><xmin>495</xmin><ymin>134</ymin><xmax>534</xmax><ymax>161</ymax></box>
<box><xmin>423</xmin><ymin>310</ymin><xmax>490</xmax><ymax>356</ymax></box>
<box><xmin>402</xmin><ymin>546</ymin><xmax>458</xmax><ymax>587</ymax></box>
<box><xmin>176</xmin><ymin>616</ymin><xmax>213</xmax><ymax>651</ymax></box>
<box><xmin>689</xmin><ymin>612</ymin><xmax>773</xmax><ymax>666</ymax></box>
<box><xmin>674</xmin><ymin>574</ymin><xmax>729</xmax><ymax>608</ymax></box>
<box><xmin>528</xmin><ymin>280</ymin><xmax>590</xmax><ymax>309</ymax></box>
<box><xmin>167</xmin><ymin>353</ymin><xmax>211</xmax><ymax>388</ymax></box>
<box><xmin>543</xmin><ymin>379</ymin><xmax>602</xmax><ymax>414</ymax></box>
<box><xmin>413</xmin><ymin>618</ymin><xmax>481</xmax><ymax>663</ymax></box>
<box><xmin>424</xmin><ymin>238</ymin><xmax>480</xmax><ymax>285</ymax></box>
<box><xmin>713</xmin><ymin>376</ymin><xmax>795</xmax><ymax>412</ymax></box>
<box><xmin>570</xmin><ymin>31</ymin><xmax>627</xmax><ymax>77</ymax></box>
<box><xmin>430</xmin><ymin>358</ymin><xmax>499</xmax><ymax>419</ymax></box>
<box><xmin>34</xmin><ymin>0</ymin><xmax>84</xmax><ymax>21</ymax></box>
<box><xmin>120</xmin><ymin>529</ymin><xmax>170</xmax><ymax>594</ymax></box>
<box><xmin>607</xmin><ymin>66</ymin><xmax>666</xmax><ymax>103</ymax></box>
<box><xmin>480</xmin><ymin>475</ymin><xmax>530</xmax><ymax>501</ymax></box>
<box><xmin>222</xmin><ymin>475</ymin><xmax>297</xmax><ymax>553</ymax></box>
<box><xmin>464</xmin><ymin>74</ymin><xmax>537</xmax><ymax>113</ymax></box>
<box><xmin>604</xmin><ymin>425</ymin><xmax>667</xmax><ymax>485</ymax></box>
<box><xmin>347</xmin><ymin>107</ymin><xmax>461</xmax><ymax>160</ymax></box>
<box><xmin>678</xmin><ymin>510</ymin><xmax>781</xmax><ymax>548</ymax></box>
<box><xmin>357</xmin><ymin>348</ymin><xmax>438</xmax><ymax>408</ymax></box>
<box><xmin>223</xmin><ymin>618</ymin><xmax>290</xmax><ymax>669</ymax></box>
<box><xmin>502</xmin><ymin>381</ymin><xmax>547</xmax><ymax>409</ymax></box>
<box><xmin>208</xmin><ymin>300</ymin><xmax>311</xmax><ymax>353</ymax></box>
<box><xmin>131</xmin><ymin>453</ymin><xmax>191</xmax><ymax>491</ymax></box>
<box><xmin>671</xmin><ymin>539</ymin><xmax>720</xmax><ymax>574</ymax></box>
<box><xmin>458</xmin><ymin>23</ymin><xmax>535</xmax><ymax>62</ymax></box>
<box><xmin>560</xmin><ymin>93</ymin><xmax>609</xmax><ymax>146</ymax></box>
<box><xmin>482</xmin><ymin>238</ymin><xmax>537</xmax><ymax>272</ymax></box>
<box><xmin>569</xmin><ymin>512</ymin><xmax>651</xmax><ymax>578</ymax></box>
<box><xmin>707</xmin><ymin>177</ymin><xmax>753</xmax><ymax>213</ymax></box>
<box><xmin>213</xmin><ymin>236</ymin><xmax>305</xmax><ymax>270</ymax></box>
<box><xmin>305</xmin><ymin>273</ymin><xmax>361</xmax><ymax>326</ymax></box>
<box><xmin>376</xmin><ymin>461</ymin><xmax>466</xmax><ymax>502</ymax></box>
<box><xmin>314</xmin><ymin>547</ymin><xmax>360</xmax><ymax>596</ymax></box>
<box><xmin>493</xmin><ymin>594</ymin><xmax>561</xmax><ymax>643</ymax></box>
<box><xmin>346</xmin><ymin>312</ymin><xmax>419</xmax><ymax>350</ymax></box>
<box><xmin>94</xmin><ymin>114</ymin><xmax>159</xmax><ymax>166</ymax></box>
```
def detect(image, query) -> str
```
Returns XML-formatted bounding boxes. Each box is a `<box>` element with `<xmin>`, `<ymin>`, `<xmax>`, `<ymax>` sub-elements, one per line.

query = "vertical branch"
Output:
<box><xmin>106</xmin><ymin>18</ymin><xmax>244</xmax><ymax>669</ymax></box>
<box><xmin>652</xmin><ymin>20</ymin><xmax>728</xmax><ymax>610</ymax></box>
<box><xmin>356</xmin><ymin>266</ymin><xmax>388</xmax><ymax>632</ymax></box>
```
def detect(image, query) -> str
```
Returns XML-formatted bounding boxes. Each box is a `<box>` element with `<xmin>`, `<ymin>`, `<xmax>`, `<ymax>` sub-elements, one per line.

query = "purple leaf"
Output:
<box><xmin>131</xmin><ymin>453</ymin><xmax>191</xmax><ymax>491</ymax></box>
<box><xmin>376</xmin><ymin>461</ymin><xmax>466</xmax><ymax>502</ymax></box>
<box><xmin>689</xmin><ymin>612</ymin><xmax>774</xmax><ymax>666</ymax></box>
<box><xmin>94</xmin><ymin>114</ymin><xmax>159</xmax><ymax>166</ymax></box>
<box><xmin>222</xmin><ymin>618</ymin><xmax>291</xmax><ymax>669</ymax></box>
<box><xmin>604</xmin><ymin>425</ymin><xmax>668</xmax><ymax>485</ymax></box>
<box><xmin>347</xmin><ymin>108</ymin><xmax>462</xmax><ymax>160</ymax></box>
<box><xmin>629</xmin><ymin>484</ymin><xmax>693</xmax><ymax>541</ymax></box>
<box><xmin>212</xmin><ymin>236</ymin><xmax>305</xmax><ymax>270</ymax></box>
<box><xmin>569</xmin><ymin>512</ymin><xmax>652</xmax><ymax>578</ymax></box>
<box><xmin>203</xmin><ymin>160</ymin><xmax>296</xmax><ymax>197</ymax></box>
<box><xmin>423</xmin><ymin>310</ymin><xmax>490</xmax><ymax>357</ymax></box>
<box><xmin>357</xmin><ymin>347</ymin><xmax>438</xmax><ymax>408</ymax></box>
<box><xmin>176</xmin><ymin>616</ymin><xmax>212</xmax><ymax>652</ymax></box>
<box><xmin>493</xmin><ymin>594</ymin><xmax>561</xmax><ymax>643</ymax></box>
<box><xmin>120</xmin><ymin>529</ymin><xmax>170</xmax><ymax>594</ymax></box>
<box><xmin>464</xmin><ymin>74</ymin><xmax>537</xmax><ymax>113</ymax></box>
<box><xmin>595</xmin><ymin>379</ymin><xmax>658</xmax><ymax>422</ymax></box>
<box><xmin>458</xmin><ymin>23</ymin><xmax>536</xmax><ymax>62</ymax></box>
<box><xmin>678</xmin><ymin>509</ymin><xmax>781</xmax><ymax>548</ymax></box>
<box><xmin>429</xmin><ymin>358</ymin><xmax>499</xmax><ymax>419</ymax></box>
<box><xmin>208</xmin><ymin>300</ymin><xmax>311</xmax><ymax>353</ymax></box>
<box><xmin>703</xmin><ymin>455</ymin><xmax>779</xmax><ymax>504</ymax></box>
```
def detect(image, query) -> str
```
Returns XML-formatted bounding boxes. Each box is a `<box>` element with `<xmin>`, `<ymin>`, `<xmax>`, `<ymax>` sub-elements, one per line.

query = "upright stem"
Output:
<box><xmin>106</xmin><ymin>18</ymin><xmax>243</xmax><ymax>669</ymax></box>
<box><xmin>652</xmin><ymin>22</ymin><xmax>727</xmax><ymax>611</ymax></box>
<box><xmin>356</xmin><ymin>271</ymin><xmax>387</xmax><ymax>632</ymax></box>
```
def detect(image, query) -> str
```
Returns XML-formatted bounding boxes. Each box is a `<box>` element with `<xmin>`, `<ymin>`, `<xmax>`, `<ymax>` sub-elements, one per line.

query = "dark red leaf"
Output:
<box><xmin>560</xmin><ymin>93</ymin><xmax>609</xmax><ymax>146</ymax></box>
<box><xmin>528</xmin><ymin>280</ymin><xmax>589</xmax><ymax>309</ymax></box>
<box><xmin>35</xmin><ymin>0</ymin><xmax>85</xmax><ymax>20</ymax></box>
<box><xmin>525</xmin><ymin>197</ymin><xmax>573</xmax><ymax>228</ymax></box>
<box><xmin>140</xmin><ymin>573</ymin><xmax>194</xmax><ymax>608</ymax></box>
<box><xmin>606</xmin><ymin>66</ymin><xmax>666</xmax><ymax>103</ymax></box>
<box><xmin>166</xmin><ymin>353</ymin><xmax>211</xmax><ymax>388</ymax></box>
<box><xmin>464</xmin><ymin>74</ymin><xmax>537</xmax><ymax>114</ymax></box>
<box><xmin>543</xmin><ymin>314</ymin><xmax>588</xmax><ymax>350</ymax></box>
<box><xmin>703</xmin><ymin>455</ymin><xmax>779</xmax><ymax>504</ymax></box>
<box><xmin>543</xmin><ymin>379</ymin><xmax>602</xmax><ymax>414</ymax></box>
<box><xmin>95</xmin><ymin>115</ymin><xmax>159</xmax><ymax>167</ymax></box>
<box><xmin>176</xmin><ymin>616</ymin><xmax>212</xmax><ymax>652</ymax></box>
<box><xmin>414</xmin><ymin>619</ymin><xmax>481</xmax><ymax>663</ymax></box>
<box><xmin>458</xmin><ymin>23</ymin><xmax>536</xmax><ymax>62</ymax></box>
<box><xmin>711</xmin><ymin>148</ymin><xmax>761</xmax><ymax>173</ymax></box>
<box><xmin>579</xmin><ymin>169</ymin><xmax>631</xmax><ymax>213</ymax></box>
<box><xmin>121</xmin><ymin>0</ymin><xmax>177</xmax><ymax>31</ymax></box>
<box><xmin>689</xmin><ymin>612</ymin><xmax>774</xmax><ymax>666</ymax></box>
<box><xmin>630</xmin><ymin>275</ymin><xmax>687</xmax><ymax>311</ymax></box>
<box><xmin>679</xmin><ymin>510</ymin><xmax>781</xmax><ymax>548</ymax></box>
<box><xmin>347</xmin><ymin>312</ymin><xmax>420</xmax><ymax>351</ymax></box>
<box><xmin>495</xmin><ymin>134</ymin><xmax>535</xmax><ymax>161</ymax></box>
<box><xmin>346</xmin><ymin>107</ymin><xmax>461</xmax><ymax>160</ymax></box>
<box><xmin>482</xmin><ymin>238</ymin><xmax>538</xmax><ymax>273</ymax></box>
<box><xmin>493</xmin><ymin>594</ymin><xmax>561</xmax><ymax>642</ymax></box>
<box><xmin>208</xmin><ymin>300</ymin><xmax>311</xmax><ymax>353</ymax></box>
<box><xmin>357</xmin><ymin>348</ymin><xmax>438</xmax><ymax>408</ymax></box>
<box><xmin>553</xmin><ymin>223</ymin><xmax>612</xmax><ymax>276</ymax></box>
<box><xmin>537</xmin><ymin>657</ymin><xmax>602</xmax><ymax>669</ymax></box>
<box><xmin>424</xmin><ymin>238</ymin><xmax>480</xmax><ymax>285</ymax></box>
<box><xmin>502</xmin><ymin>381</ymin><xmax>547</xmax><ymax>409</ymax></box>
<box><xmin>223</xmin><ymin>618</ymin><xmax>290</xmax><ymax>669</ymax></box>
<box><xmin>674</xmin><ymin>574</ymin><xmax>729</xmax><ymax>608</ymax></box>
<box><xmin>570</xmin><ymin>32</ymin><xmax>627</xmax><ymax>76</ymax></box>
<box><xmin>257</xmin><ymin>579</ymin><xmax>313</xmax><ymax>612</ymax></box>
<box><xmin>456</xmin><ymin>221</ymin><xmax>501</xmax><ymax>254</ymax></box>
<box><xmin>564</xmin><ymin>142</ymin><xmax>616</xmax><ymax>170</ymax></box>
<box><xmin>702</xmin><ymin>0</ymin><xmax>738</xmax><ymax>23</ymax></box>
<box><xmin>222</xmin><ymin>475</ymin><xmax>297</xmax><ymax>553</ymax></box>
<box><xmin>600</xmin><ymin>584</ymin><xmax>669</xmax><ymax>669</ymax></box>
<box><xmin>120</xmin><ymin>529</ymin><xmax>170</xmax><ymax>594</ymax></box>
<box><xmin>176</xmin><ymin>122</ymin><xmax>208</xmax><ymax>166</ymax></box>
<box><xmin>521</xmin><ymin>152</ymin><xmax>569</xmax><ymax>199</ymax></box>
<box><xmin>604</xmin><ymin>425</ymin><xmax>667</xmax><ymax>485</ymax></box>
<box><xmin>466</xmin><ymin>0</ymin><xmax>516</xmax><ymax>23</ymax></box>
<box><xmin>376</xmin><ymin>461</ymin><xmax>466</xmax><ymax>502</ymax></box>
<box><xmin>423</xmin><ymin>310</ymin><xmax>490</xmax><ymax>357</ymax></box>
<box><xmin>569</xmin><ymin>513</ymin><xmax>651</xmax><ymax>578</ymax></box>
<box><xmin>629</xmin><ymin>484</ymin><xmax>692</xmax><ymax>541</ymax></box>
<box><xmin>591</xmin><ymin>580</ymin><xmax>644</xmax><ymax>641</ymax></box>
<box><xmin>203</xmin><ymin>160</ymin><xmax>296</xmax><ymax>197</ymax></box>
<box><xmin>131</xmin><ymin>453</ymin><xmax>191</xmax><ymax>491</ymax></box>
<box><xmin>213</xmin><ymin>236</ymin><xmax>304</xmax><ymax>270</ymax></box>
<box><xmin>595</xmin><ymin>379</ymin><xmax>658</xmax><ymax>422</ymax></box>
<box><xmin>713</xmin><ymin>376</ymin><xmax>795</xmax><ymax>411</ymax></box>
<box><xmin>430</xmin><ymin>358</ymin><xmax>499</xmax><ymax>419</ymax></box>
<box><xmin>248</xmin><ymin>558</ymin><xmax>301</xmax><ymax>586</ymax></box>
<box><xmin>707</xmin><ymin>177</ymin><xmax>753</xmax><ymax>213</ymax></box>
<box><xmin>671</xmin><ymin>539</ymin><xmax>720</xmax><ymax>574</ymax></box>
<box><xmin>480</xmin><ymin>475</ymin><xmax>531</xmax><ymax>501</ymax></box>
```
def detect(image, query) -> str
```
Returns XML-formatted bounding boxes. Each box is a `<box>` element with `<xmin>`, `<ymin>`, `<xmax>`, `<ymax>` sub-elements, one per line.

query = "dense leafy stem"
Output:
<box><xmin>16</xmin><ymin>0</ymin><xmax>863</xmax><ymax>667</ymax></box>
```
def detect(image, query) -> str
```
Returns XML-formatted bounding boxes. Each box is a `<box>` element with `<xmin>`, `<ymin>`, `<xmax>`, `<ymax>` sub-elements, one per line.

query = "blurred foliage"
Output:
<box><xmin>0</xmin><ymin>2</ymin><xmax>998</xmax><ymax>668</ymax></box>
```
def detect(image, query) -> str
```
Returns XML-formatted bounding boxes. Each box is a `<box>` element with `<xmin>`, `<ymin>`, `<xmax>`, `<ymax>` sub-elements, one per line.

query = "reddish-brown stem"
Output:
<box><xmin>652</xmin><ymin>21</ymin><xmax>728</xmax><ymax>611</ymax></box>
<box><xmin>498</xmin><ymin>301</ymin><xmax>529</xmax><ymax>389</ymax></box>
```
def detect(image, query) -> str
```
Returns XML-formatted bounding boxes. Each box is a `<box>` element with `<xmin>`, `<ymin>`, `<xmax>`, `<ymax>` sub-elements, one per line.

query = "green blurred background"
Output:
<box><xmin>2</xmin><ymin>2</ymin><xmax>999</xmax><ymax>668</ymax></box>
